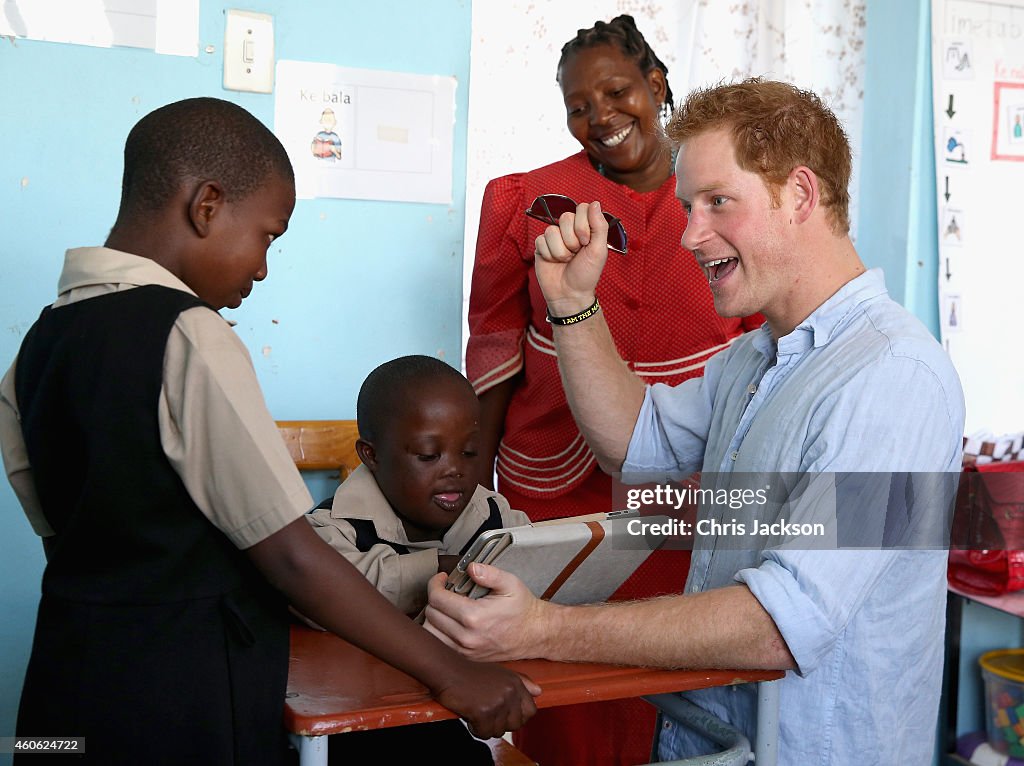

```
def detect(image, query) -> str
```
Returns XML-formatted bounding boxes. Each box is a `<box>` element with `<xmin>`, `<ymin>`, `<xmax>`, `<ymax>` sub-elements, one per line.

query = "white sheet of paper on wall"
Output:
<box><xmin>274</xmin><ymin>59</ymin><xmax>457</xmax><ymax>203</ymax></box>
<box><xmin>0</xmin><ymin>0</ymin><xmax>199</xmax><ymax>56</ymax></box>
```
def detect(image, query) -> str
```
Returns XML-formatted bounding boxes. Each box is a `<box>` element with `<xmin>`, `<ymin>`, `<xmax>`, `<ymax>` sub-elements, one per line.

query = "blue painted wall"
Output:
<box><xmin>0</xmin><ymin>0</ymin><xmax>954</xmax><ymax>758</ymax></box>
<box><xmin>859</xmin><ymin>0</ymin><xmax>941</xmax><ymax>335</ymax></box>
<box><xmin>0</xmin><ymin>1</ymin><xmax>471</xmax><ymax>757</ymax></box>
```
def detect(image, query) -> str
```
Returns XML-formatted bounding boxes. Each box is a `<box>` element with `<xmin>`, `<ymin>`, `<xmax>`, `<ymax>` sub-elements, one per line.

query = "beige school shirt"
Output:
<box><xmin>0</xmin><ymin>247</ymin><xmax>312</xmax><ymax>548</ymax></box>
<box><xmin>308</xmin><ymin>464</ymin><xmax>529</xmax><ymax>615</ymax></box>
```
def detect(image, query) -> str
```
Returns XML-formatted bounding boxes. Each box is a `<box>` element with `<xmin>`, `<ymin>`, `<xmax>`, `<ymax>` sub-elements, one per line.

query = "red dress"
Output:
<box><xmin>466</xmin><ymin>152</ymin><xmax>762</xmax><ymax>766</ymax></box>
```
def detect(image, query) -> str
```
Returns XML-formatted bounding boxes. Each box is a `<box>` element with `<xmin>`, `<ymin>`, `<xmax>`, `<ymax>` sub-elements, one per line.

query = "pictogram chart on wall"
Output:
<box><xmin>931</xmin><ymin>0</ymin><xmax>1024</xmax><ymax>435</ymax></box>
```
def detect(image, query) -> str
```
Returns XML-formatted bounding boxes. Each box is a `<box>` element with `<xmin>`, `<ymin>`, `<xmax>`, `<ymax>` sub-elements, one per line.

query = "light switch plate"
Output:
<box><xmin>223</xmin><ymin>10</ymin><xmax>274</xmax><ymax>94</ymax></box>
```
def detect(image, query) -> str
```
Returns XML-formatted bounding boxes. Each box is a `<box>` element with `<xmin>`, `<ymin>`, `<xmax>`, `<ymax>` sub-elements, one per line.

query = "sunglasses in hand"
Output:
<box><xmin>524</xmin><ymin>194</ymin><xmax>629</xmax><ymax>254</ymax></box>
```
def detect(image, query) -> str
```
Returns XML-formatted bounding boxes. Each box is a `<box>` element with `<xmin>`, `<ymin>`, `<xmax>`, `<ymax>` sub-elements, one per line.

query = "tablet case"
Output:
<box><xmin>445</xmin><ymin>511</ymin><xmax>673</xmax><ymax>604</ymax></box>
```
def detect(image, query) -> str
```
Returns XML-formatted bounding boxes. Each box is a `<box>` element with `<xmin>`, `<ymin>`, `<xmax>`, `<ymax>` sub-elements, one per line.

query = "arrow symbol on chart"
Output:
<box><xmin>944</xmin><ymin>176</ymin><xmax>951</xmax><ymax>202</ymax></box>
<box><xmin>946</xmin><ymin>94</ymin><xmax>956</xmax><ymax>119</ymax></box>
<box><xmin>946</xmin><ymin>258</ymin><xmax>952</xmax><ymax>281</ymax></box>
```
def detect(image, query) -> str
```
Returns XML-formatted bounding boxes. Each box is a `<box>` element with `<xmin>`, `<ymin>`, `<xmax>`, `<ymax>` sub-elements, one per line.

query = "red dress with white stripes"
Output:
<box><xmin>466</xmin><ymin>152</ymin><xmax>763</xmax><ymax>766</ymax></box>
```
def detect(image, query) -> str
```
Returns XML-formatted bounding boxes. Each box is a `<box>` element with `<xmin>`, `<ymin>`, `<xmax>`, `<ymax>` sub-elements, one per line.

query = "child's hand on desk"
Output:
<box><xmin>424</xmin><ymin>563</ymin><xmax>553</xmax><ymax>663</ymax></box>
<box><xmin>430</xmin><ymin>655</ymin><xmax>541</xmax><ymax>739</ymax></box>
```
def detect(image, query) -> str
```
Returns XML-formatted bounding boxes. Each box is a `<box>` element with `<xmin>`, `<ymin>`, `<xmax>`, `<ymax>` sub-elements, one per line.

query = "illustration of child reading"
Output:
<box><xmin>311</xmin><ymin>108</ymin><xmax>343</xmax><ymax>160</ymax></box>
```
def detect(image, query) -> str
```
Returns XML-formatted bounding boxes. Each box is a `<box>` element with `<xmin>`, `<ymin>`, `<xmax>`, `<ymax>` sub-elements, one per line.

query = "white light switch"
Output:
<box><xmin>223</xmin><ymin>10</ymin><xmax>274</xmax><ymax>94</ymax></box>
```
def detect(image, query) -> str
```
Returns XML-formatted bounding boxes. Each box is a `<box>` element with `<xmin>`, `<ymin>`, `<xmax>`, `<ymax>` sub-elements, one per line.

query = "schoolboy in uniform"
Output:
<box><xmin>302</xmin><ymin>355</ymin><xmax>531</xmax><ymax>763</ymax></box>
<box><xmin>0</xmin><ymin>97</ymin><xmax>538</xmax><ymax>765</ymax></box>
<box><xmin>308</xmin><ymin>355</ymin><xmax>530</xmax><ymax>618</ymax></box>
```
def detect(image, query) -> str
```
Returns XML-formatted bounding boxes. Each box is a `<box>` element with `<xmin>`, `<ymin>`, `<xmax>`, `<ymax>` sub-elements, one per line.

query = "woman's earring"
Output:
<box><xmin>659</xmin><ymin>101</ymin><xmax>671</xmax><ymax>127</ymax></box>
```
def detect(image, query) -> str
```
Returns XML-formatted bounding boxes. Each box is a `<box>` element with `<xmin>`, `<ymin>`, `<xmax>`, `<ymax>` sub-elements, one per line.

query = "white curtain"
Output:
<box><xmin>676</xmin><ymin>0</ymin><xmax>866</xmax><ymax>112</ymax></box>
<box><xmin>462</xmin><ymin>0</ymin><xmax>868</xmax><ymax>360</ymax></box>
<box><xmin>675</xmin><ymin>0</ymin><xmax>866</xmax><ymax>232</ymax></box>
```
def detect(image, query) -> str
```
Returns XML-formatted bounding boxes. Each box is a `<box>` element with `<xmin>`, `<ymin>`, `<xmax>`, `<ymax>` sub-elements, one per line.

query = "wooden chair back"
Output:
<box><xmin>276</xmin><ymin>420</ymin><xmax>362</xmax><ymax>481</ymax></box>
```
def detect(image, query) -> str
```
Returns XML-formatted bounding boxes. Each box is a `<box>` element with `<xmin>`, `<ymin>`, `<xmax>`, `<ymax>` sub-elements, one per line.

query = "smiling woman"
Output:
<box><xmin>557</xmin><ymin>25</ymin><xmax>672</xmax><ymax>193</ymax></box>
<box><xmin>464</xmin><ymin>14</ymin><xmax>764</xmax><ymax>766</ymax></box>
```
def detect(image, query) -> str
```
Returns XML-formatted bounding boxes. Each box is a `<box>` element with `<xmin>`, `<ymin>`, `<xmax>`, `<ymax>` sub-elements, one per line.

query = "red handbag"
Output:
<box><xmin>948</xmin><ymin>461</ymin><xmax>1024</xmax><ymax>596</ymax></box>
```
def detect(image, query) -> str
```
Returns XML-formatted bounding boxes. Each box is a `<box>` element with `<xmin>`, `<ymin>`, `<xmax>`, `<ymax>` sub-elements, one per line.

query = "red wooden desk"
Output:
<box><xmin>284</xmin><ymin>626</ymin><xmax>784</xmax><ymax>765</ymax></box>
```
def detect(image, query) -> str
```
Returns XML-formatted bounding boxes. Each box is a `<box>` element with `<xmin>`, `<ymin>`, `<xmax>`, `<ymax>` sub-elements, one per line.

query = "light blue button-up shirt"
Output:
<box><xmin>623</xmin><ymin>269</ymin><xmax>965</xmax><ymax>766</ymax></box>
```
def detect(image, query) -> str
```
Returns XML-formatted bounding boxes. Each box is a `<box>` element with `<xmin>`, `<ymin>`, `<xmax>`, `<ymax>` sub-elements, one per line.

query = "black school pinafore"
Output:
<box><xmin>14</xmin><ymin>285</ymin><xmax>290</xmax><ymax>765</ymax></box>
